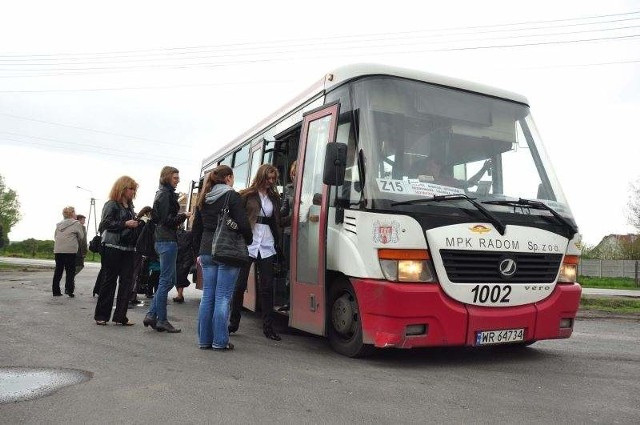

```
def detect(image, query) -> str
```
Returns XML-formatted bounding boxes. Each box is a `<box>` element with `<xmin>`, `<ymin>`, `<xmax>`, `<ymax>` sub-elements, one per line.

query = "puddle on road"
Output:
<box><xmin>0</xmin><ymin>367</ymin><xmax>92</xmax><ymax>404</ymax></box>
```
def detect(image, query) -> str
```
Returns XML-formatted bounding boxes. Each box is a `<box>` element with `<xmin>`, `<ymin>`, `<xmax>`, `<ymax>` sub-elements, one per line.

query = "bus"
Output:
<box><xmin>190</xmin><ymin>63</ymin><xmax>582</xmax><ymax>357</ymax></box>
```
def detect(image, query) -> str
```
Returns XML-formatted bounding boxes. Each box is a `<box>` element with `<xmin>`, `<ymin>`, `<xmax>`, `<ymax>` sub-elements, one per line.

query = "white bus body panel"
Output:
<box><xmin>326</xmin><ymin>209</ymin><xmax>427</xmax><ymax>279</ymax></box>
<box><xmin>428</xmin><ymin>224</ymin><xmax>569</xmax><ymax>307</ymax></box>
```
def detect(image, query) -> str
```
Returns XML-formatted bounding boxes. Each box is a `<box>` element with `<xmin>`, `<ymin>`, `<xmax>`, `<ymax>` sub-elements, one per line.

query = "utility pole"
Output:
<box><xmin>77</xmin><ymin>186</ymin><xmax>98</xmax><ymax>259</ymax></box>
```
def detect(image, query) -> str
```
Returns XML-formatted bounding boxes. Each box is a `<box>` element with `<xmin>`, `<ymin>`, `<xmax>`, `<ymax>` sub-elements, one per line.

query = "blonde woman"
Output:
<box><xmin>94</xmin><ymin>176</ymin><xmax>140</xmax><ymax>326</ymax></box>
<box><xmin>52</xmin><ymin>206</ymin><xmax>84</xmax><ymax>297</ymax></box>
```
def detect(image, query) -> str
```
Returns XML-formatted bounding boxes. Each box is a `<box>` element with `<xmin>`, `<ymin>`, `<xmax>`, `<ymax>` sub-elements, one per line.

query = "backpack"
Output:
<box><xmin>88</xmin><ymin>234</ymin><xmax>102</xmax><ymax>253</ymax></box>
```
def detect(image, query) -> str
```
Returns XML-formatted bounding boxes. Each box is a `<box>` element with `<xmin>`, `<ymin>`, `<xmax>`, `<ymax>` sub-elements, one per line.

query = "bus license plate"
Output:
<box><xmin>475</xmin><ymin>328</ymin><xmax>524</xmax><ymax>346</ymax></box>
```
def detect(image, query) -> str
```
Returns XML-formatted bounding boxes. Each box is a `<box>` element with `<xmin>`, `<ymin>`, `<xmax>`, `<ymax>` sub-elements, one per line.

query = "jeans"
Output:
<box><xmin>197</xmin><ymin>255</ymin><xmax>241</xmax><ymax>348</ymax></box>
<box><xmin>147</xmin><ymin>241</ymin><xmax>177</xmax><ymax>322</ymax></box>
<box><xmin>52</xmin><ymin>253</ymin><xmax>76</xmax><ymax>295</ymax></box>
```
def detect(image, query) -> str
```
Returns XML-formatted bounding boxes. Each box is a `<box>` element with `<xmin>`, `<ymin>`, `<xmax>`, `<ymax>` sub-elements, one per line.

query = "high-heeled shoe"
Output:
<box><xmin>263</xmin><ymin>328</ymin><xmax>281</xmax><ymax>341</ymax></box>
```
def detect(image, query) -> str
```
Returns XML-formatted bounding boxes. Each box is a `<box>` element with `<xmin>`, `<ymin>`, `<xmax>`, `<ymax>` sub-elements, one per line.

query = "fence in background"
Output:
<box><xmin>578</xmin><ymin>259</ymin><xmax>638</xmax><ymax>281</ymax></box>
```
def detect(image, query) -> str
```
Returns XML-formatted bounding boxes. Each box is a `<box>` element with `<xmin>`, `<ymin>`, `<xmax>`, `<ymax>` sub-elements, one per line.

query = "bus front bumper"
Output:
<box><xmin>350</xmin><ymin>278</ymin><xmax>582</xmax><ymax>349</ymax></box>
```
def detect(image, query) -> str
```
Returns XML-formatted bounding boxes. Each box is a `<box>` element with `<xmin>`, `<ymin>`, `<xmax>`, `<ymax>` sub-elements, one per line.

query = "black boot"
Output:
<box><xmin>142</xmin><ymin>314</ymin><xmax>157</xmax><ymax>329</ymax></box>
<box><xmin>156</xmin><ymin>320</ymin><xmax>181</xmax><ymax>333</ymax></box>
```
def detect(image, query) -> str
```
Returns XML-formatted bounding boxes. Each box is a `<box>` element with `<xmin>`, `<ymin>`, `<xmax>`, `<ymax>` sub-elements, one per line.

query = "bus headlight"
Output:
<box><xmin>378</xmin><ymin>249</ymin><xmax>436</xmax><ymax>283</ymax></box>
<box><xmin>558</xmin><ymin>255</ymin><xmax>579</xmax><ymax>283</ymax></box>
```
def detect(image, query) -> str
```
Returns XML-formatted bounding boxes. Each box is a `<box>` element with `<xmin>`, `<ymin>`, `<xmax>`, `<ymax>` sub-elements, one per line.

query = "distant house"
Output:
<box><xmin>593</xmin><ymin>234</ymin><xmax>639</xmax><ymax>259</ymax></box>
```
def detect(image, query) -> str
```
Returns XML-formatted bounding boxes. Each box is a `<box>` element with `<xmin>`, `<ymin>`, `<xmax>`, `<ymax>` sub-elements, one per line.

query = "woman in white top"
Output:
<box><xmin>229</xmin><ymin>164</ymin><xmax>283</xmax><ymax>341</ymax></box>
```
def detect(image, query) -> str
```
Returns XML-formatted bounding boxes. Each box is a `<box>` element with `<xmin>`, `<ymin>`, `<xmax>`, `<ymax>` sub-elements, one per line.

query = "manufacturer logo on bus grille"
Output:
<box><xmin>498</xmin><ymin>258</ymin><xmax>517</xmax><ymax>278</ymax></box>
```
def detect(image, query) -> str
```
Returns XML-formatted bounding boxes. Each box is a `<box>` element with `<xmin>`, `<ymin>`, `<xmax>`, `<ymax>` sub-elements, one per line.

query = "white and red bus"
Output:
<box><xmin>190</xmin><ymin>64</ymin><xmax>582</xmax><ymax>357</ymax></box>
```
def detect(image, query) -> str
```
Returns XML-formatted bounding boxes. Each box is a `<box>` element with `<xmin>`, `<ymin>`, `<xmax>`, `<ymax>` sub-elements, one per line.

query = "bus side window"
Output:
<box><xmin>249</xmin><ymin>148</ymin><xmax>263</xmax><ymax>185</ymax></box>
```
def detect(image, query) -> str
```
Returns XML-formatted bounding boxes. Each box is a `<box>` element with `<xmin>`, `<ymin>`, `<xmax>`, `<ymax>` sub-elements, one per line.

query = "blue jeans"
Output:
<box><xmin>147</xmin><ymin>241</ymin><xmax>177</xmax><ymax>322</ymax></box>
<box><xmin>197</xmin><ymin>255</ymin><xmax>241</xmax><ymax>348</ymax></box>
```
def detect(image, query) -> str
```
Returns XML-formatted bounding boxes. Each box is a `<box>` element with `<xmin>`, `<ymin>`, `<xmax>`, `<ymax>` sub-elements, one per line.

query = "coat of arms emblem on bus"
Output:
<box><xmin>373</xmin><ymin>220</ymin><xmax>400</xmax><ymax>244</ymax></box>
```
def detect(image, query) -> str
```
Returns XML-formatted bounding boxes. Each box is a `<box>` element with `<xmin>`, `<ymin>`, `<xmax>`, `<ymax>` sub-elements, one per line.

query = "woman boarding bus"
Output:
<box><xmin>191</xmin><ymin>64</ymin><xmax>582</xmax><ymax>357</ymax></box>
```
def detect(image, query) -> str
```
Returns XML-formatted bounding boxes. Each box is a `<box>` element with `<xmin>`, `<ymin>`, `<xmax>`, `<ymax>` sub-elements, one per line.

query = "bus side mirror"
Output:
<box><xmin>322</xmin><ymin>143</ymin><xmax>347</xmax><ymax>186</ymax></box>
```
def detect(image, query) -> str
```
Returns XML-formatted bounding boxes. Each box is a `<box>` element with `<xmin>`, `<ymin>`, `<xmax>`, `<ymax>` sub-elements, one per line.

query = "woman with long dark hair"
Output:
<box><xmin>143</xmin><ymin>166</ymin><xmax>191</xmax><ymax>333</ymax></box>
<box><xmin>94</xmin><ymin>176</ymin><xmax>139</xmax><ymax>326</ymax></box>
<box><xmin>229</xmin><ymin>163</ymin><xmax>283</xmax><ymax>341</ymax></box>
<box><xmin>192</xmin><ymin>165</ymin><xmax>252</xmax><ymax>350</ymax></box>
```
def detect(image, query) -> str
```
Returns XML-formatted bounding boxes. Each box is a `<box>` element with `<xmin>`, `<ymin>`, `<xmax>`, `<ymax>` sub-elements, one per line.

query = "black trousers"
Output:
<box><xmin>230</xmin><ymin>254</ymin><xmax>275</xmax><ymax>330</ymax></box>
<box><xmin>52</xmin><ymin>253</ymin><xmax>76</xmax><ymax>295</ymax></box>
<box><xmin>94</xmin><ymin>247</ymin><xmax>135</xmax><ymax>323</ymax></box>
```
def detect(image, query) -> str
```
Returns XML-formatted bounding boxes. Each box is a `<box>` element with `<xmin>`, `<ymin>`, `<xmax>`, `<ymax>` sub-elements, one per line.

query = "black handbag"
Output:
<box><xmin>135</xmin><ymin>221</ymin><xmax>157</xmax><ymax>258</ymax></box>
<box><xmin>211</xmin><ymin>192</ymin><xmax>251</xmax><ymax>264</ymax></box>
<box><xmin>88</xmin><ymin>234</ymin><xmax>102</xmax><ymax>253</ymax></box>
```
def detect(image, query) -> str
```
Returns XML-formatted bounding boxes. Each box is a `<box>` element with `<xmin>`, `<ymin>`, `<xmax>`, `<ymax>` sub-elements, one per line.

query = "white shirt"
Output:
<box><xmin>247</xmin><ymin>191</ymin><xmax>277</xmax><ymax>259</ymax></box>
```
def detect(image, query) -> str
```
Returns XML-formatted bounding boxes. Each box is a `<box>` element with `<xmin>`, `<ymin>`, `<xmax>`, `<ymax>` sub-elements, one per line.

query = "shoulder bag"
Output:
<box><xmin>211</xmin><ymin>192</ymin><xmax>251</xmax><ymax>264</ymax></box>
<box><xmin>136</xmin><ymin>220</ymin><xmax>157</xmax><ymax>258</ymax></box>
<box><xmin>88</xmin><ymin>234</ymin><xmax>102</xmax><ymax>254</ymax></box>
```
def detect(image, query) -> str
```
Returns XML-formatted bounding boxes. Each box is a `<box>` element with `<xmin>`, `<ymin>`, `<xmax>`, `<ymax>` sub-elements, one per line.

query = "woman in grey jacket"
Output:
<box><xmin>52</xmin><ymin>206</ymin><xmax>84</xmax><ymax>297</ymax></box>
<box><xmin>94</xmin><ymin>176</ymin><xmax>140</xmax><ymax>326</ymax></box>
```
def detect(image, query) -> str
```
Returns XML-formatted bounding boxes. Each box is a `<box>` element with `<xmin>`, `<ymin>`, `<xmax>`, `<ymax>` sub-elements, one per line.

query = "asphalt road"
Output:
<box><xmin>1</xmin><ymin>262</ymin><xmax>639</xmax><ymax>424</ymax></box>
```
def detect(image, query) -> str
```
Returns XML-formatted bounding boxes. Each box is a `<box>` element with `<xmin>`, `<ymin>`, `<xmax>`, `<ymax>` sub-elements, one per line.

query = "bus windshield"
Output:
<box><xmin>350</xmin><ymin>77</ymin><xmax>573</xmax><ymax>219</ymax></box>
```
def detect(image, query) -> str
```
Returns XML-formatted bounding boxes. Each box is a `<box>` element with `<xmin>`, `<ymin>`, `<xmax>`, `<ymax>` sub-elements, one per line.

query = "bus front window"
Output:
<box><xmin>349</xmin><ymin>76</ymin><xmax>573</xmax><ymax>220</ymax></box>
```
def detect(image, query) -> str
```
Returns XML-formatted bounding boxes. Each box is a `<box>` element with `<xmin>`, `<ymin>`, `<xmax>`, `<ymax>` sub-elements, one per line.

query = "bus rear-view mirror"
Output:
<box><xmin>323</xmin><ymin>143</ymin><xmax>347</xmax><ymax>186</ymax></box>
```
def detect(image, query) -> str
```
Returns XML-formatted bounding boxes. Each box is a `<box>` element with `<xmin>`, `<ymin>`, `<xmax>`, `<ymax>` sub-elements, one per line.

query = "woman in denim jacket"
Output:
<box><xmin>94</xmin><ymin>176</ymin><xmax>140</xmax><ymax>326</ymax></box>
<box><xmin>143</xmin><ymin>166</ymin><xmax>191</xmax><ymax>333</ymax></box>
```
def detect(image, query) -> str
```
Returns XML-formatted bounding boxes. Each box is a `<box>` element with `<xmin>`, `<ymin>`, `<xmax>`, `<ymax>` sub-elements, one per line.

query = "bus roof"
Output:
<box><xmin>201</xmin><ymin>63</ymin><xmax>529</xmax><ymax>169</ymax></box>
<box><xmin>326</xmin><ymin>63</ymin><xmax>529</xmax><ymax>104</ymax></box>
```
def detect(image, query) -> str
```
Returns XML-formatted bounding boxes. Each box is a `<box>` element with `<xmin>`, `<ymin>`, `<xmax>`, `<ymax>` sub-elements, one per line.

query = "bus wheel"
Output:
<box><xmin>328</xmin><ymin>280</ymin><xmax>373</xmax><ymax>358</ymax></box>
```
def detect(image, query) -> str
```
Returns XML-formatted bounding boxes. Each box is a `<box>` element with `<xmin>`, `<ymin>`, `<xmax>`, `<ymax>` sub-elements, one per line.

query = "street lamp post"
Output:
<box><xmin>76</xmin><ymin>186</ymin><xmax>97</xmax><ymax>235</ymax></box>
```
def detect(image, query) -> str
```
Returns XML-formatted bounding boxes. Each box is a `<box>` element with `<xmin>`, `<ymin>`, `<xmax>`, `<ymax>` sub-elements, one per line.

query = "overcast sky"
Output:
<box><xmin>0</xmin><ymin>0</ymin><xmax>639</xmax><ymax>246</ymax></box>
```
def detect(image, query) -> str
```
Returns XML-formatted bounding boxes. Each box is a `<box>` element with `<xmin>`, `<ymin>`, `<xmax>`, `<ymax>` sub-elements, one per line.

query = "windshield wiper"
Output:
<box><xmin>482</xmin><ymin>198</ymin><xmax>577</xmax><ymax>239</ymax></box>
<box><xmin>392</xmin><ymin>194</ymin><xmax>506</xmax><ymax>235</ymax></box>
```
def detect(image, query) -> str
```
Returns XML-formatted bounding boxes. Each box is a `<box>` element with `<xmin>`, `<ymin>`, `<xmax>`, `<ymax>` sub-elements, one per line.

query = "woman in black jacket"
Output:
<box><xmin>94</xmin><ymin>176</ymin><xmax>140</xmax><ymax>326</ymax></box>
<box><xmin>192</xmin><ymin>165</ymin><xmax>252</xmax><ymax>350</ymax></box>
<box><xmin>143</xmin><ymin>166</ymin><xmax>191</xmax><ymax>333</ymax></box>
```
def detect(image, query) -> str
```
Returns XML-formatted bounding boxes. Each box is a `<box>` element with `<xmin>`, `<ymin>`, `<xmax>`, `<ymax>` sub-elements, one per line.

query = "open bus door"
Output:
<box><xmin>289</xmin><ymin>103</ymin><xmax>340</xmax><ymax>335</ymax></box>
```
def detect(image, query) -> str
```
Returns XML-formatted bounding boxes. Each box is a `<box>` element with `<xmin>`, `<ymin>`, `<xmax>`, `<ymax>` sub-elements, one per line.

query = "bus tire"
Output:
<box><xmin>328</xmin><ymin>279</ymin><xmax>373</xmax><ymax>358</ymax></box>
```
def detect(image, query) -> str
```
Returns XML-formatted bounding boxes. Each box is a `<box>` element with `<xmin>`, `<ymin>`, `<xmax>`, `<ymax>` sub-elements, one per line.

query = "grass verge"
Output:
<box><xmin>580</xmin><ymin>296</ymin><xmax>640</xmax><ymax>315</ymax></box>
<box><xmin>0</xmin><ymin>263</ymin><xmax>53</xmax><ymax>272</ymax></box>
<box><xmin>579</xmin><ymin>276</ymin><xmax>639</xmax><ymax>290</ymax></box>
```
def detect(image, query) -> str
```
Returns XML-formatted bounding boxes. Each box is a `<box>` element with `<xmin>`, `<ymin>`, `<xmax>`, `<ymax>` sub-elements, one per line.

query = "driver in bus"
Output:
<box><xmin>417</xmin><ymin>157</ymin><xmax>491</xmax><ymax>189</ymax></box>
